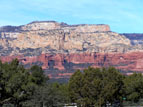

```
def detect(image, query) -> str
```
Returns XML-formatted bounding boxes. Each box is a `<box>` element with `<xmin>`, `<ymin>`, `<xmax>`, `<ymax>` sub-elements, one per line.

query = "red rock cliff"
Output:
<box><xmin>1</xmin><ymin>52</ymin><xmax>143</xmax><ymax>78</ymax></box>
<box><xmin>0</xmin><ymin>21</ymin><xmax>143</xmax><ymax>79</ymax></box>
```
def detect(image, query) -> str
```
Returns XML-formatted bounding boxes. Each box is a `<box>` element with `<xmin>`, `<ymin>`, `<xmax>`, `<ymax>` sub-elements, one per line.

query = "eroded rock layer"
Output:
<box><xmin>1</xmin><ymin>52</ymin><xmax>143</xmax><ymax>78</ymax></box>
<box><xmin>0</xmin><ymin>21</ymin><xmax>143</xmax><ymax>78</ymax></box>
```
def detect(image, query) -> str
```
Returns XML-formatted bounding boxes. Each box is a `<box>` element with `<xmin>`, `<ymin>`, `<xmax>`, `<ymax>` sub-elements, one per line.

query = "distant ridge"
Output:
<box><xmin>0</xmin><ymin>21</ymin><xmax>143</xmax><ymax>79</ymax></box>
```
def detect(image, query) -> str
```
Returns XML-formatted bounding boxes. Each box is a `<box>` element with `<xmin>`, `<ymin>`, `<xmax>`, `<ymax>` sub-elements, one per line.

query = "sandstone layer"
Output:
<box><xmin>0</xmin><ymin>21</ymin><xmax>143</xmax><ymax>79</ymax></box>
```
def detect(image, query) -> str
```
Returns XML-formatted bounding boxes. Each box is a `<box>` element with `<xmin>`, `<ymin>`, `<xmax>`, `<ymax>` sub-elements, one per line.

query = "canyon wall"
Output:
<box><xmin>0</xmin><ymin>21</ymin><xmax>143</xmax><ymax>79</ymax></box>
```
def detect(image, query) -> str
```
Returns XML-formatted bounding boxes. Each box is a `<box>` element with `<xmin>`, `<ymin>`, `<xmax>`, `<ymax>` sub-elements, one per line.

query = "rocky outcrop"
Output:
<box><xmin>122</xmin><ymin>33</ymin><xmax>143</xmax><ymax>45</ymax></box>
<box><xmin>1</xmin><ymin>52</ymin><xmax>143</xmax><ymax>78</ymax></box>
<box><xmin>0</xmin><ymin>21</ymin><xmax>131</xmax><ymax>55</ymax></box>
<box><xmin>0</xmin><ymin>21</ymin><xmax>143</xmax><ymax>79</ymax></box>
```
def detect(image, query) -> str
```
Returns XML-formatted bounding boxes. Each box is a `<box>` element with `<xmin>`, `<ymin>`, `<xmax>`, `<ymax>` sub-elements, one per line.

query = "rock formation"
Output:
<box><xmin>0</xmin><ymin>21</ymin><xmax>143</xmax><ymax>79</ymax></box>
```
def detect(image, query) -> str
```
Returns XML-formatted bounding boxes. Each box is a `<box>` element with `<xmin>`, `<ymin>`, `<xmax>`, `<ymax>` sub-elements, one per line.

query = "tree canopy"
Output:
<box><xmin>68</xmin><ymin>67</ymin><xmax>143</xmax><ymax>106</ymax></box>
<box><xmin>0</xmin><ymin>59</ymin><xmax>48</xmax><ymax>107</ymax></box>
<box><xmin>1</xmin><ymin>59</ymin><xmax>143</xmax><ymax>106</ymax></box>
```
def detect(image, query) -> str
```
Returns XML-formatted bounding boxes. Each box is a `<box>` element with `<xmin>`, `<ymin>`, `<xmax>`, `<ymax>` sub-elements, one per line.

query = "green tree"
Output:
<box><xmin>0</xmin><ymin>59</ymin><xmax>48</xmax><ymax>107</ymax></box>
<box><xmin>68</xmin><ymin>67</ymin><xmax>124</xmax><ymax>106</ymax></box>
<box><xmin>23</xmin><ymin>83</ymin><xmax>69</xmax><ymax>107</ymax></box>
<box><xmin>100</xmin><ymin>67</ymin><xmax>124</xmax><ymax>106</ymax></box>
<box><xmin>68</xmin><ymin>69</ymin><xmax>84</xmax><ymax>105</ymax></box>
<box><xmin>30</xmin><ymin>65</ymin><xmax>48</xmax><ymax>86</ymax></box>
<box><xmin>123</xmin><ymin>73</ymin><xmax>143</xmax><ymax>103</ymax></box>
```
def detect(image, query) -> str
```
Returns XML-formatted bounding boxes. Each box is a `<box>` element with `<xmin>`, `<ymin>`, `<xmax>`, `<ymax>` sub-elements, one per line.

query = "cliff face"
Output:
<box><xmin>0</xmin><ymin>21</ymin><xmax>143</xmax><ymax>79</ymax></box>
<box><xmin>0</xmin><ymin>21</ymin><xmax>131</xmax><ymax>55</ymax></box>
<box><xmin>122</xmin><ymin>33</ymin><xmax>143</xmax><ymax>45</ymax></box>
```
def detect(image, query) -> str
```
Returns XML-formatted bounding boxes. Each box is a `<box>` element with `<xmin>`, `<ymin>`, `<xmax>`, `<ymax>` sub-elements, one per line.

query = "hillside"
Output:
<box><xmin>0</xmin><ymin>21</ymin><xmax>143</xmax><ymax>79</ymax></box>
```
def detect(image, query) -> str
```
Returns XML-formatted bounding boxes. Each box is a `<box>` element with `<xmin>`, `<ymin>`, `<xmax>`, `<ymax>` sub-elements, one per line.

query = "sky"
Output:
<box><xmin>0</xmin><ymin>0</ymin><xmax>142</xmax><ymax>33</ymax></box>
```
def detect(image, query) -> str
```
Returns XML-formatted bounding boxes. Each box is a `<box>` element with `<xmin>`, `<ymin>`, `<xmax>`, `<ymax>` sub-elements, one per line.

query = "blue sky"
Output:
<box><xmin>0</xmin><ymin>0</ymin><xmax>142</xmax><ymax>33</ymax></box>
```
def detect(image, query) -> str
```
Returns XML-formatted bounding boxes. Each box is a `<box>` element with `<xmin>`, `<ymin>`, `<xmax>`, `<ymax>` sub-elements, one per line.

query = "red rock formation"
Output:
<box><xmin>1</xmin><ymin>52</ymin><xmax>143</xmax><ymax>78</ymax></box>
<box><xmin>1</xmin><ymin>21</ymin><xmax>143</xmax><ymax>80</ymax></box>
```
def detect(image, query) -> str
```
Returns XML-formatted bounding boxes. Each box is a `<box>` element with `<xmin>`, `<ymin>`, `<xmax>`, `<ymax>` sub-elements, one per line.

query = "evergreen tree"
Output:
<box><xmin>68</xmin><ymin>67</ymin><xmax>124</xmax><ymax>106</ymax></box>
<box><xmin>123</xmin><ymin>73</ymin><xmax>143</xmax><ymax>102</ymax></box>
<box><xmin>0</xmin><ymin>59</ymin><xmax>48</xmax><ymax>107</ymax></box>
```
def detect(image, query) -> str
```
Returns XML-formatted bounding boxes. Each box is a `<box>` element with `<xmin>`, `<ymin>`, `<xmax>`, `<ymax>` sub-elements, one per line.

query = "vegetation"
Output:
<box><xmin>1</xmin><ymin>59</ymin><xmax>143</xmax><ymax>106</ymax></box>
<box><xmin>22</xmin><ymin>83</ymin><xmax>69</xmax><ymax>107</ymax></box>
<box><xmin>123</xmin><ymin>73</ymin><xmax>143</xmax><ymax>102</ymax></box>
<box><xmin>68</xmin><ymin>67</ymin><xmax>124</xmax><ymax>106</ymax></box>
<box><xmin>0</xmin><ymin>59</ymin><xmax>48</xmax><ymax>107</ymax></box>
